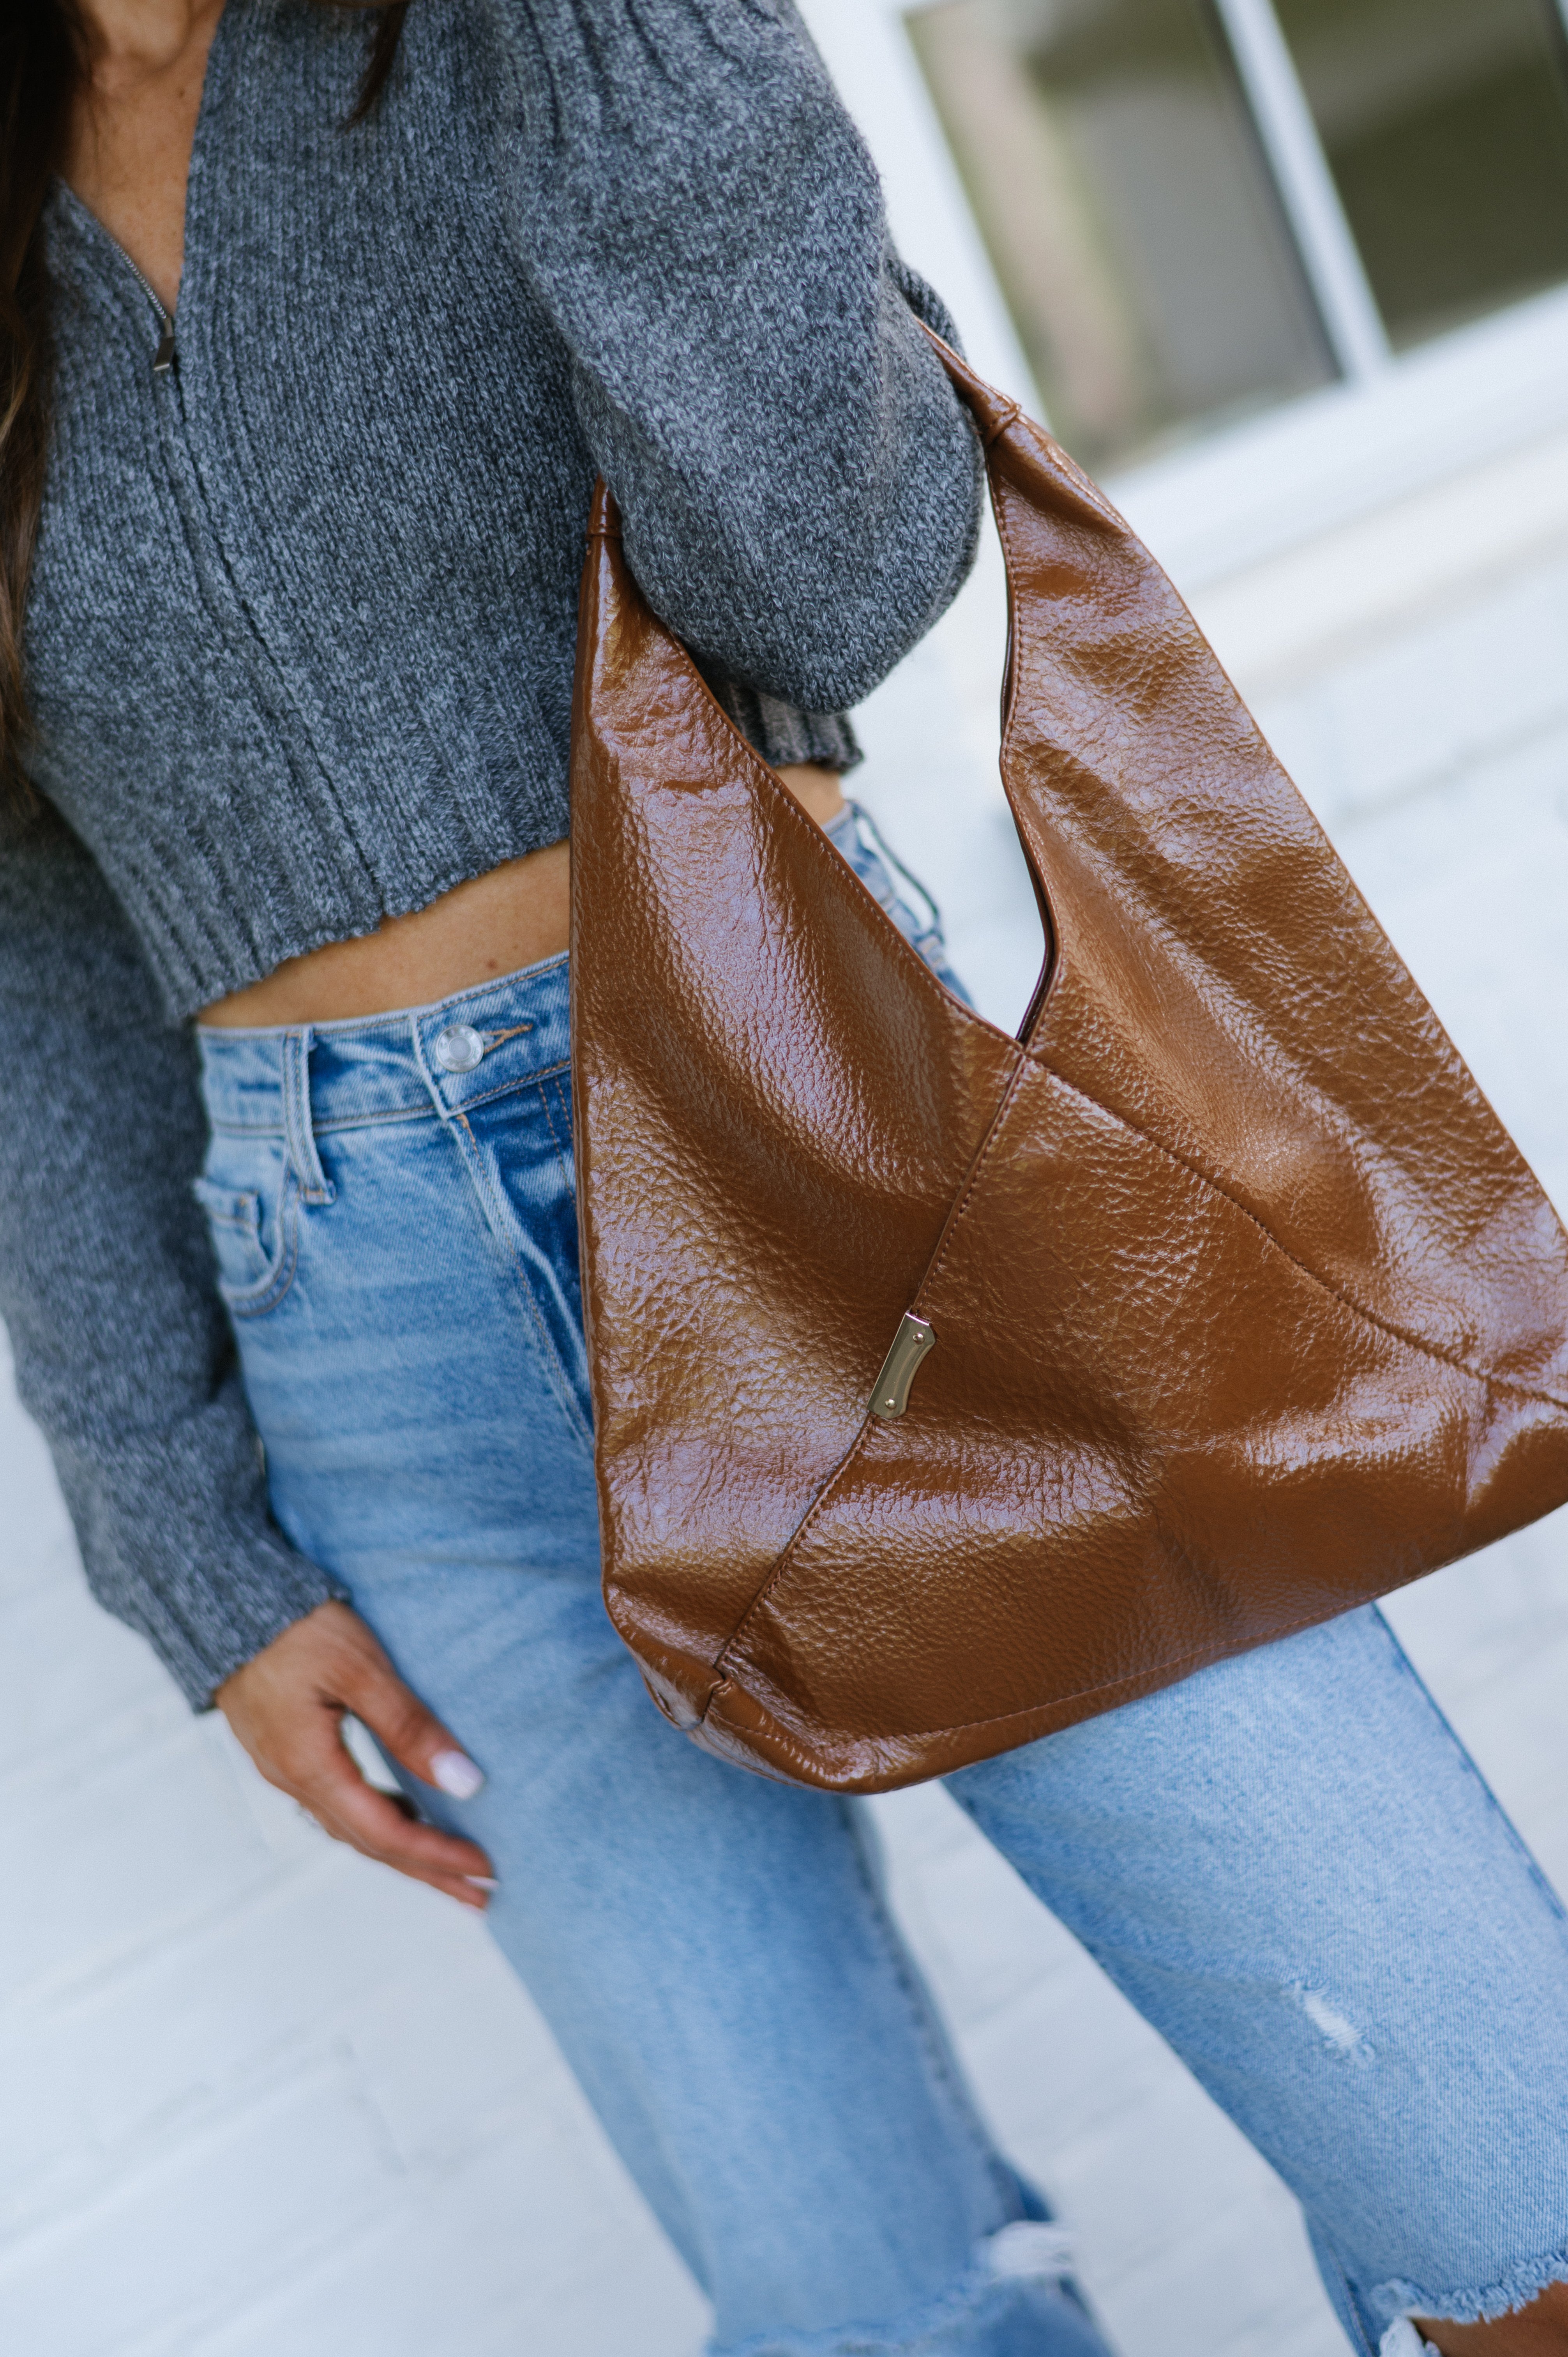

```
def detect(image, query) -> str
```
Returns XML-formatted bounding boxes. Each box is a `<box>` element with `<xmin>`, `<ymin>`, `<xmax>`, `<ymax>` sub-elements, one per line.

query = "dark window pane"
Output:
<box><xmin>1273</xmin><ymin>0</ymin><xmax>1568</xmax><ymax>347</ymax></box>
<box><xmin>906</xmin><ymin>0</ymin><xmax>1336</xmax><ymax>468</ymax></box>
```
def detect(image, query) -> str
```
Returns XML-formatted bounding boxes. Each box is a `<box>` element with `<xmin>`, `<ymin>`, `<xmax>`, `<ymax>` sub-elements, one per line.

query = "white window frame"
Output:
<box><xmin>801</xmin><ymin>0</ymin><xmax>1568</xmax><ymax>593</ymax></box>
<box><xmin>1209</xmin><ymin>0</ymin><xmax>1390</xmax><ymax>380</ymax></box>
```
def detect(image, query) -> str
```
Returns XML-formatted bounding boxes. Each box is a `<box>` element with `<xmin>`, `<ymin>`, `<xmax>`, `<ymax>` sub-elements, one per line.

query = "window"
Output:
<box><xmin>906</xmin><ymin>0</ymin><xmax>1568</xmax><ymax>469</ymax></box>
<box><xmin>1275</xmin><ymin>0</ymin><xmax>1568</xmax><ymax>348</ymax></box>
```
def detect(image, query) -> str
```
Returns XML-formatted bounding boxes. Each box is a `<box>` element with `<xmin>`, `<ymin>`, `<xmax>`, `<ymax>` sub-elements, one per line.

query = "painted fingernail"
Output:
<box><xmin>430</xmin><ymin>1748</ymin><xmax>485</xmax><ymax>1800</ymax></box>
<box><xmin>465</xmin><ymin>1875</ymin><xmax>500</xmax><ymax>1892</ymax></box>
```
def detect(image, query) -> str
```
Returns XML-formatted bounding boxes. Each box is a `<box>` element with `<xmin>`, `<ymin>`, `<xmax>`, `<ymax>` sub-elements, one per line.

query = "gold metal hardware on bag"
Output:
<box><xmin>869</xmin><ymin>1315</ymin><xmax>936</xmax><ymax>1419</ymax></box>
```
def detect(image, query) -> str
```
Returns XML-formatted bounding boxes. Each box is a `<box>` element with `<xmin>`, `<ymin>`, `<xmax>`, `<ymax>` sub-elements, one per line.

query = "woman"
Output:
<box><xmin>2</xmin><ymin>2</ymin><xmax>1567</xmax><ymax>2350</ymax></box>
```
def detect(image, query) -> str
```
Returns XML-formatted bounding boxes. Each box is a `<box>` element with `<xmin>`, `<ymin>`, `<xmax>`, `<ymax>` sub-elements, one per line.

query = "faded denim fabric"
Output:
<box><xmin>196</xmin><ymin>954</ymin><xmax>1568</xmax><ymax>2356</ymax></box>
<box><xmin>824</xmin><ymin>802</ymin><xmax>976</xmax><ymax>1007</ymax></box>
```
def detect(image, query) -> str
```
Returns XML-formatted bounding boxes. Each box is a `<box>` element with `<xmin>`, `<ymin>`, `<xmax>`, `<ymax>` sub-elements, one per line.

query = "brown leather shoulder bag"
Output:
<box><xmin>569</xmin><ymin>333</ymin><xmax>1568</xmax><ymax>1794</ymax></box>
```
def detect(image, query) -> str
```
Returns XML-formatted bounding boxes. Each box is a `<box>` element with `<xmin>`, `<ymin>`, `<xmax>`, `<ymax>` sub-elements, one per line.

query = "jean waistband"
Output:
<box><xmin>194</xmin><ymin>956</ymin><xmax>571</xmax><ymax>1171</ymax></box>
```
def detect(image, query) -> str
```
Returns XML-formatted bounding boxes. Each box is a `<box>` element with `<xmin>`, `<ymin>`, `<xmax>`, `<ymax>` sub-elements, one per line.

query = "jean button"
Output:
<box><xmin>433</xmin><ymin>1023</ymin><xmax>485</xmax><ymax>1073</ymax></box>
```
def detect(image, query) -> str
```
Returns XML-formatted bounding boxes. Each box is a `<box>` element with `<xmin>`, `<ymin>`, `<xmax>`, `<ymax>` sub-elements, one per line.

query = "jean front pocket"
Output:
<box><xmin>193</xmin><ymin>1140</ymin><xmax>298</xmax><ymax>1318</ymax></box>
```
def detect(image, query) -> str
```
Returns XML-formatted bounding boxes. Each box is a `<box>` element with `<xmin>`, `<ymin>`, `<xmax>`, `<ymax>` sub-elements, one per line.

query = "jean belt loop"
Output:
<box><xmin>281</xmin><ymin>1026</ymin><xmax>336</xmax><ymax>1206</ymax></box>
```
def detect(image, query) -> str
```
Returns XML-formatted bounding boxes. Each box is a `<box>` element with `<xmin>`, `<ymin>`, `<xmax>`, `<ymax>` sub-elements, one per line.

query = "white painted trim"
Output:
<box><xmin>1109</xmin><ymin>280</ymin><xmax>1568</xmax><ymax>587</ymax></box>
<box><xmin>1210</xmin><ymin>0</ymin><xmax>1391</xmax><ymax>380</ymax></box>
<box><xmin>1184</xmin><ymin>418</ymin><xmax>1568</xmax><ymax>694</ymax></box>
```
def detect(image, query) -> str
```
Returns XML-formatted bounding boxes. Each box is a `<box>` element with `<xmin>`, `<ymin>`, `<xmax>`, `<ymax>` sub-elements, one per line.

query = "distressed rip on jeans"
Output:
<box><xmin>193</xmin><ymin>956</ymin><xmax>1568</xmax><ymax>2357</ymax></box>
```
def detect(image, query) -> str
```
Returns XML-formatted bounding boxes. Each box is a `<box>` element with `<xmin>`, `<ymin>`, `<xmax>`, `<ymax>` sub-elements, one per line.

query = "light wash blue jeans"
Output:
<box><xmin>195</xmin><ymin>834</ymin><xmax>1568</xmax><ymax>2357</ymax></box>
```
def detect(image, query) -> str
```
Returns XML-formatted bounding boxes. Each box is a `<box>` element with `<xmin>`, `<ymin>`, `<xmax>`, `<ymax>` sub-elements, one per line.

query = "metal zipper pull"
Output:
<box><xmin>92</xmin><ymin>218</ymin><xmax>178</xmax><ymax>375</ymax></box>
<box><xmin>868</xmin><ymin>1314</ymin><xmax>936</xmax><ymax>1421</ymax></box>
<box><xmin>117</xmin><ymin>246</ymin><xmax>176</xmax><ymax>373</ymax></box>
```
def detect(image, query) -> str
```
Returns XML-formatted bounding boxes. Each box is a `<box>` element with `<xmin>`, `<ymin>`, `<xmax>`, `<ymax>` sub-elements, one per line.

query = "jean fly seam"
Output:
<box><xmin>535</xmin><ymin>1071</ymin><xmax>573</xmax><ymax>1192</ymax></box>
<box><xmin>446</xmin><ymin>1106</ymin><xmax>595</xmax><ymax>1454</ymax></box>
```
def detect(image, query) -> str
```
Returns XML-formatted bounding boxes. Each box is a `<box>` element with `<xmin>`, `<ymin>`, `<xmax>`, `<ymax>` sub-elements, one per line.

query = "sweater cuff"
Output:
<box><xmin>53</xmin><ymin>1398</ymin><xmax>353</xmax><ymax>1712</ymax></box>
<box><xmin>695</xmin><ymin>664</ymin><xmax>864</xmax><ymax>775</ymax></box>
<box><xmin>65</xmin><ymin>1475</ymin><xmax>351</xmax><ymax>1712</ymax></box>
<box><xmin>160</xmin><ymin>1539</ymin><xmax>351</xmax><ymax>1713</ymax></box>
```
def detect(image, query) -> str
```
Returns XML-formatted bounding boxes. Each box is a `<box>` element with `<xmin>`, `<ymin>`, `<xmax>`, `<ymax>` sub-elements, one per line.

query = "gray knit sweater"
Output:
<box><xmin>0</xmin><ymin>0</ymin><xmax>981</xmax><ymax>1706</ymax></box>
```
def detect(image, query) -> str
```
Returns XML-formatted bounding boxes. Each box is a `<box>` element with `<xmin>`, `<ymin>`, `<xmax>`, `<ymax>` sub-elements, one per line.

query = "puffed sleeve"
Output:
<box><xmin>492</xmin><ymin>0</ymin><xmax>983</xmax><ymax>718</ymax></box>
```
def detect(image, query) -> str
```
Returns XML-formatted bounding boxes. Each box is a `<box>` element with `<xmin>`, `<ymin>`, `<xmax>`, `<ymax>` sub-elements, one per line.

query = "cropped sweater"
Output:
<box><xmin>0</xmin><ymin>0</ymin><xmax>982</xmax><ymax>1705</ymax></box>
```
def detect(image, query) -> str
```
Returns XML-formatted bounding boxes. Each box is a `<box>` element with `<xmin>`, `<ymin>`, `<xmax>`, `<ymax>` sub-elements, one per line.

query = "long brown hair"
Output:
<box><xmin>0</xmin><ymin>1</ymin><xmax>409</xmax><ymax>804</ymax></box>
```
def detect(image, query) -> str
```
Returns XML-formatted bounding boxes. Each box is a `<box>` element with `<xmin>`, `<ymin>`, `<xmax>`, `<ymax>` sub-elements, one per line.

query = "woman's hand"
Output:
<box><xmin>216</xmin><ymin>1601</ymin><xmax>497</xmax><ymax>1910</ymax></box>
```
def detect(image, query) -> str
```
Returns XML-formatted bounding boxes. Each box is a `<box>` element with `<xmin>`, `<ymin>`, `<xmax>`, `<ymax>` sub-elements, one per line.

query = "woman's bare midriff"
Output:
<box><xmin>199</xmin><ymin>763</ymin><xmax>846</xmax><ymax>1026</ymax></box>
<box><xmin>199</xmin><ymin>840</ymin><xmax>572</xmax><ymax>1028</ymax></box>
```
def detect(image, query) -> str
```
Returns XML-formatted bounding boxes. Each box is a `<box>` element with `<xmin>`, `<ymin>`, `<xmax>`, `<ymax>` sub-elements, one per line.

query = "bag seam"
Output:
<box><xmin>709</xmin><ymin>1608</ymin><xmax>1331</xmax><ymax>1758</ymax></box>
<box><xmin>696</xmin><ymin>360</ymin><xmax>1568</xmax><ymax>1754</ymax></box>
<box><xmin>984</xmin><ymin>440</ymin><xmax>1568</xmax><ymax>1413</ymax></box>
<box><xmin>711</xmin><ymin>1050</ymin><xmax>1037</xmax><ymax>1675</ymax></box>
<box><xmin>713</xmin><ymin>1051</ymin><xmax>1565</xmax><ymax>1692</ymax></box>
<box><xmin>447</xmin><ymin>1106</ymin><xmax>595</xmax><ymax>1455</ymax></box>
<box><xmin>1036</xmin><ymin>1056</ymin><xmax>1568</xmax><ymax>1413</ymax></box>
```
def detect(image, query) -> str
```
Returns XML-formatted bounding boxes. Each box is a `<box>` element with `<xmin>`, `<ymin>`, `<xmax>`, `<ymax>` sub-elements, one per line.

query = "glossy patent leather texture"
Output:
<box><xmin>569</xmin><ymin>334</ymin><xmax>1568</xmax><ymax>1793</ymax></box>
